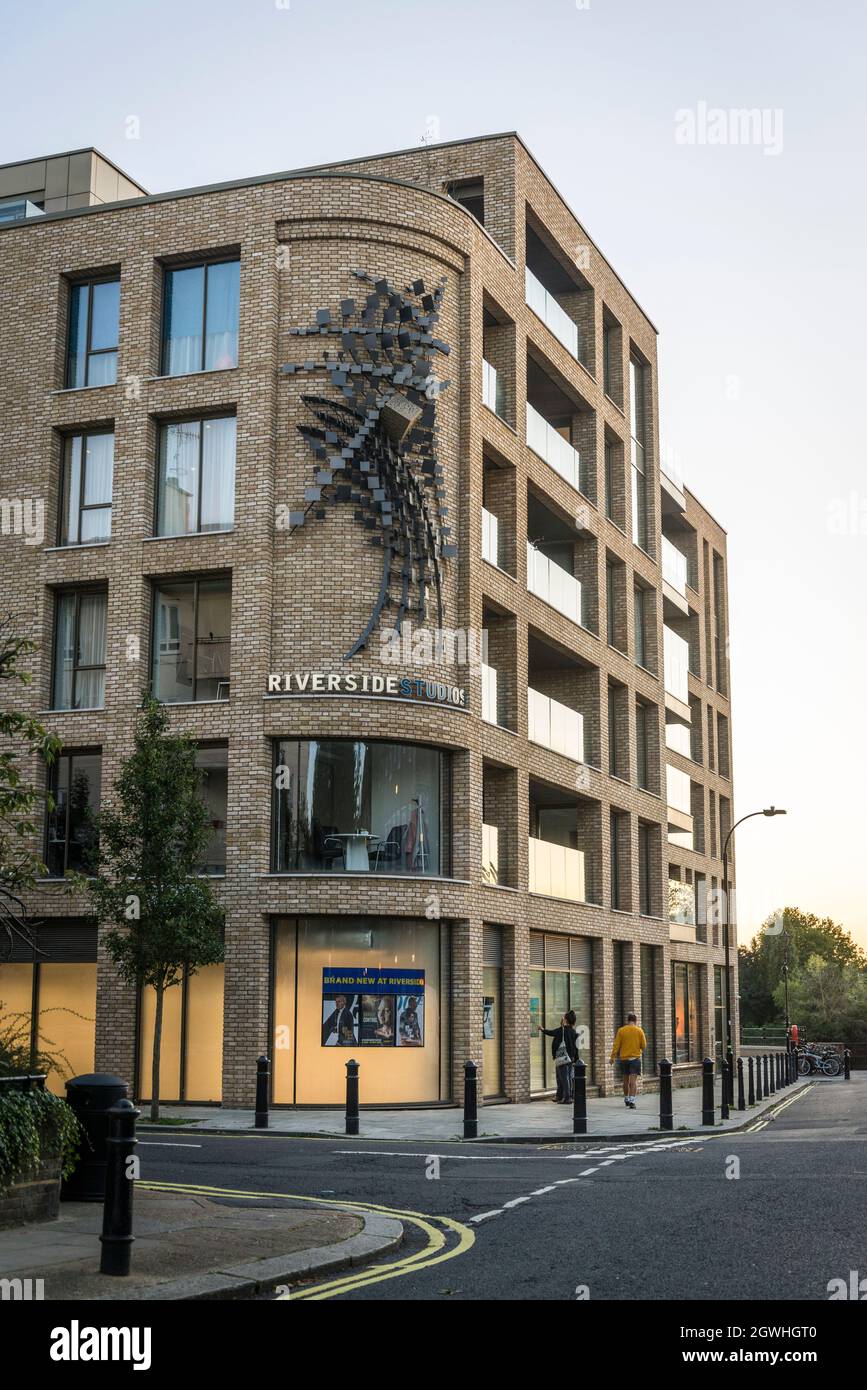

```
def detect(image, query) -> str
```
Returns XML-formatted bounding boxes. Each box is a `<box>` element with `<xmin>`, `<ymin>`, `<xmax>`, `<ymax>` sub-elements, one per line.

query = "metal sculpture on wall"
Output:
<box><xmin>281</xmin><ymin>271</ymin><xmax>456</xmax><ymax>659</ymax></box>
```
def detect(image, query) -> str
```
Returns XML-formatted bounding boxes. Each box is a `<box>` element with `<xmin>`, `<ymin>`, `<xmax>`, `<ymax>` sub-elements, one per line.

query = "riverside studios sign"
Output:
<box><xmin>266</xmin><ymin>670</ymin><xmax>467</xmax><ymax>710</ymax></box>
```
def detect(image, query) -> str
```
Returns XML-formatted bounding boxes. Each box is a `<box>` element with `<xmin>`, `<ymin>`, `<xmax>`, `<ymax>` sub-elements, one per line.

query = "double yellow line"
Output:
<box><xmin>141</xmin><ymin>1180</ymin><xmax>474</xmax><ymax>1301</ymax></box>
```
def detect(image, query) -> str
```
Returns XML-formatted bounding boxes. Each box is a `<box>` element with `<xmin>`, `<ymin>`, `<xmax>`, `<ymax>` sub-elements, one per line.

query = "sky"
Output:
<box><xmin>3</xmin><ymin>0</ymin><xmax>865</xmax><ymax>946</ymax></box>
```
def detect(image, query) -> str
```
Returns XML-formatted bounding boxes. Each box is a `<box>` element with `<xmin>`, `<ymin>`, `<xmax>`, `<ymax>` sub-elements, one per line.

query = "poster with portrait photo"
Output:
<box><xmin>361</xmin><ymin>993</ymin><xmax>396</xmax><ymax>1046</ymax></box>
<box><xmin>321</xmin><ymin>993</ymin><xmax>359</xmax><ymax>1047</ymax></box>
<box><xmin>396</xmin><ymin>993</ymin><xmax>424</xmax><ymax>1047</ymax></box>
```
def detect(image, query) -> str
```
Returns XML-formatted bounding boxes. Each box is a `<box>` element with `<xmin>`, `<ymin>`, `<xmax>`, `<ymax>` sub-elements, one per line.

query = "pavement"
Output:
<box><xmin>0</xmin><ymin>1187</ymin><xmax>402</xmax><ymax>1300</ymax></box>
<box><xmin>155</xmin><ymin>1074</ymin><xmax>810</xmax><ymax>1141</ymax></box>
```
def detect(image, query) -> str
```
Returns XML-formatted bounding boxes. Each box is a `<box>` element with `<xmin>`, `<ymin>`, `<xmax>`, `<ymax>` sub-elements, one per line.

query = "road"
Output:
<box><xmin>139</xmin><ymin>1074</ymin><xmax>866</xmax><ymax>1301</ymax></box>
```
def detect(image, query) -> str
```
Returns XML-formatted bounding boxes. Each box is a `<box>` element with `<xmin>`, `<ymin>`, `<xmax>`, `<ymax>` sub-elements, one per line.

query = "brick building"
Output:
<box><xmin>0</xmin><ymin>133</ymin><xmax>736</xmax><ymax>1107</ymax></box>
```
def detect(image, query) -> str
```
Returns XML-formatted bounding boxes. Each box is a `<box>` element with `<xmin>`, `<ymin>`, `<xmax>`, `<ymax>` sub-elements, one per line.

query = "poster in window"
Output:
<box><xmin>321</xmin><ymin>994</ymin><xmax>359</xmax><ymax>1047</ymax></box>
<box><xmin>361</xmin><ymin>994</ymin><xmax>396</xmax><ymax>1046</ymax></box>
<box><xmin>396</xmin><ymin>993</ymin><xmax>424</xmax><ymax>1047</ymax></box>
<box><xmin>483</xmin><ymin>997</ymin><xmax>495</xmax><ymax>1040</ymax></box>
<box><xmin>322</xmin><ymin>968</ymin><xmax>424</xmax><ymax>1047</ymax></box>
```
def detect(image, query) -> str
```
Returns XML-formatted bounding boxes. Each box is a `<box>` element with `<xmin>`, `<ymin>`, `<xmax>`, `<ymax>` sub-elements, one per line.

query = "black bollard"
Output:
<box><xmin>720</xmin><ymin>1054</ymin><xmax>730</xmax><ymax>1120</ymax></box>
<box><xmin>748</xmin><ymin>1055</ymin><xmax>755</xmax><ymax>1105</ymax></box>
<box><xmin>777</xmin><ymin>1053</ymin><xmax>783</xmax><ymax>1088</ymax></box>
<box><xmin>727</xmin><ymin>1046</ymin><xmax>735</xmax><ymax>1107</ymax></box>
<box><xmin>463</xmin><ymin>1059</ymin><xmax>478</xmax><ymax>1139</ymax></box>
<box><xmin>770</xmin><ymin>1053</ymin><xmax>777</xmax><ymax>1095</ymax></box>
<box><xmin>345</xmin><ymin>1058</ymin><xmax>360</xmax><ymax>1136</ymax></box>
<box><xmin>791</xmin><ymin>1050</ymin><xmax>797</xmax><ymax>1084</ymax></box>
<box><xmin>659</xmin><ymin>1059</ymin><xmax>674</xmax><ymax>1131</ymax></box>
<box><xmin>844</xmin><ymin>1049</ymin><xmax>851</xmax><ymax>1081</ymax></box>
<box><xmin>737</xmin><ymin>1056</ymin><xmax>745</xmax><ymax>1111</ymax></box>
<box><xmin>756</xmin><ymin>1054</ymin><xmax>763</xmax><ymax>1101</ymax></box>
<box><xmin>254</xmin><ymin>1054</ymin><xmax>270</xmax><ymax>1129</ymax></box>
<box><xmin>572</xmin><ymin>1059</ymin><xmax>587</xmax><ymax>1135</ymax></box>
<box><xmin>781</xmin><ymin>1052</ymin><xmax>787</xmax><ymax>1088</ymax></box>
<box><xmin>99</xmin><ymin>1098</ymin><xmax>140</xmax><ymax>1276</ymax></box>
<box><xmin>763</xmin><ymin>1054</ymin><xmax>771</xmax><ymax>1096</ymax></box>
<box><xmin>702</xmin><ymin>1057</ymin><xmax>715</xmax><ymax>1126</ymax></box>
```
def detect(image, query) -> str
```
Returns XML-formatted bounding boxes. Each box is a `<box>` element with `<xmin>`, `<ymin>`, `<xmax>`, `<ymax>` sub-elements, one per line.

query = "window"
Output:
<box><xmin>66</xmin><ymin>277</ymin><xmax>120</xmax><ymax>388</ymax></box>
<box><xmin>52</xmin><ymin>589</ymin><xmax>107</xmax><ymax>709</ymax></box>
<box><xmin>640</xmin><ymin>944</ymin><xmax>659</xmax><ymax>1074</ymax></box>
<box><xmin>610</xmin><ymin>811</ymin><xmax>627</xmax><ymax>910</ymax></box>
<box><xmin>635</xmin><ymin>701</ymin><xmax>651</xmax><ymax>790</ymax></box>
<box><xmin>161</xmin><ymin>258</ymin><xmax>240</xmax><ymax>376</ymax></box>
<box><xmin>152</xmin><ymin>577</ymin><xmax>231</xmax><ymax>703</ymax></box>
<box><xmin>529</xmin><ymin>932</ymin><xmax>594</xmax><ymax>1090</ymax></box>
<box><xmin>671</xmin><ymin>961</ymin><xmax>701</xmax><ymax>1063</ymax></box>
<box><xmin>638</xmin><ymin>821</ymin><xmax>654</xmax><ymax>915</ymax></box>
<box><xmin>45</xmin><ymin>751</ymin><xmax>101</xmax><ymax>876</ymax></box>
<box><xmin>608</xmin><ymin>681</ymin><xmax>627</xmax><ymax>779</ymax></box>
<box><xmin>157</xmin><ymin>416</ymin><xmax>236</xmax><ymax>535</ymax></box>
<box><xmin>603</xmin><ymin>320</ymin><xmax>614</xmax><ymax>397</ymax></box>
<box><xmin>634</xmin><ymin>585</ymin><xmax>647</xmax><ymax>667</ymax></box>
<box><xmin>273</xmin><ymin>740</ymin><xmax>449</xmax><ymax>876</ymax></box>
<box><xmin>629</xmin><ymin>356</ymin><xmax>649</xmax><ymax>551</ymax></box>
<box><xmin>196</xmin><ymin>745</ymin><xmax>228</xmax><ymax>874</ymax></box>
<box><xmin>59</xmin><ymin>431</ymin><xmax>114</xmax><ymax>545</ymax></box>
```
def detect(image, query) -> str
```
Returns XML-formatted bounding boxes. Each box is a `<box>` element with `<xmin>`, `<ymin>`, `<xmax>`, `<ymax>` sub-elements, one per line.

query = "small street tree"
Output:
<box><xmin>0</xmin><ymin>624</ymin><xmax>61</xmax><ymax>891</ymax></box>
<box><xmin>85</xmin><ymin>695</ymin><xmax>224</xmax><ymax>1120</ymax></box>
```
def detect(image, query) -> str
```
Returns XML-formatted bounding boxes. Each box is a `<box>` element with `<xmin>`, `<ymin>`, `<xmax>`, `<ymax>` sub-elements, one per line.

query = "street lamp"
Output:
<box><xmin>720</xmin><ymin>806</ymin><xmax>787</xmax><ymax>1119</ymax></box>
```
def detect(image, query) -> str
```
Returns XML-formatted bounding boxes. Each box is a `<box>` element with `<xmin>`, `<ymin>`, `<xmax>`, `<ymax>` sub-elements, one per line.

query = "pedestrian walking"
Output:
<box><xmin>539</xmin><ymin>1009</ymin><xmax>579</xmax><ymax>1103</ymax></box>
<box><xmin>610</xmin><ymin>1012</ymin><xmax>647</xmax><ymax>1108</ymax></box>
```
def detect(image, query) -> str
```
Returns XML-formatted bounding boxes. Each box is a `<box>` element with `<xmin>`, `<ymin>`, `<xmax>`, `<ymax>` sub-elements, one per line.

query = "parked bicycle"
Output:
<box><xmin>797</xmin><ymin>1044</ymin><xmax>842</xmax><ymax>1078</ymax></box>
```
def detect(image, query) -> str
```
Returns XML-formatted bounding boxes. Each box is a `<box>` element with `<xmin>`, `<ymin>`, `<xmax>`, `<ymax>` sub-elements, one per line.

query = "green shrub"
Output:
<box><xmin>0</xmin><ymin>1088</ymin><xmax>83</xmax><ymax>1193</ymax></box>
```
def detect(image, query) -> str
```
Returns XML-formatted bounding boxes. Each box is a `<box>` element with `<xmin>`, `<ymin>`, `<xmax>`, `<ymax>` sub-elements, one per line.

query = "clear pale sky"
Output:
<box><xmin>4</xmin><ymin>0</ymin><xmax>864</xmax><ymax>947</ymax></box>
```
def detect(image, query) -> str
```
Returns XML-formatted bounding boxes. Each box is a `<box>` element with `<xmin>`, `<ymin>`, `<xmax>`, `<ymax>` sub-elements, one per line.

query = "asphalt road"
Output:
<box><xmin>139</xmin><ymin>1074</ymin><xmax>867</xmax><ymax>1302</ymax></box>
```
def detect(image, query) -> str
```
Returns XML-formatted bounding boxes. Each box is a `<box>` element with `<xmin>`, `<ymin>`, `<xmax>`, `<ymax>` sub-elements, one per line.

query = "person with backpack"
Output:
<box><xmin>539</xmin><ymin>1009</ymin><xmax>579</xmax><ymax>1103</ymax></box>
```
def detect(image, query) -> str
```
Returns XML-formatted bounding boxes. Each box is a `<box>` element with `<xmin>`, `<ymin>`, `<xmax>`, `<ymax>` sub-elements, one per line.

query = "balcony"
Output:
<box><xmin>526</xmin><ymin>401</ymin><xmax>580</xmax><ymax>490</ymax></box>
<box><xmin>481</xmin><ymin>662</ymin><xmax>499</xmax><ymax>725</ymax></box>
<box><xmin>482</xmin><ymin>823</ymin><xmax>499</xmax><ymax>885</ymax></box>
<box><xmin>663</xmin><ymin>624</ymin><xmax>690</xmax><ymax>715</ymax></box>
<box><xmin>666</xmin><ymin>765</ymin><xmax>694</xmax><ymax>849</ymax></box>
<box><xmin>528</xmin><ymin>687</ymin><xmax>585</xmax><ymax>763</ymax></box>
<box><xmin>483</xmin><ymin>359</ymin><xmax>505</xmax><ymax>418</ymax></box>
<box><xmin>662</xmin><ymin>536</ymin><xmax>688</xmax><ymax>596</ymax></box>
<box><xmin>527</xmin><ymin>542</ymin><xmax>582</xmax><ymax>625</ymax></box>
<box><xmin>525</xmin><ymin>266</ymin><xmax>579</xmax><ymax>359</ymax></box>
<box><xmin>482</xmin><ymin>506</ymin><xmax>500</xmax><ymax>567</ymax></box>
<box><xmin>529</xmin><ymin>836</ymin><xmax>586</xmax><ymax>902</ymax></box>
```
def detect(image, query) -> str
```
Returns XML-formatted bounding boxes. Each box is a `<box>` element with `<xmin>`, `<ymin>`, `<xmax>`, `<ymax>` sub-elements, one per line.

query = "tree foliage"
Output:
<box><xmin>0</xmin><ymin>625</ymin><xmax>61</xmax><ymax>889</ymax></box>
<box><xmin>738</xmin><ymin>907</ymin><xmax>866</xmax><ymax>1029</ymax></box>
<box><xmin>85</xmin><ymin>695</ymin><xmax>224</xmax><ymax>1119</ymax></box>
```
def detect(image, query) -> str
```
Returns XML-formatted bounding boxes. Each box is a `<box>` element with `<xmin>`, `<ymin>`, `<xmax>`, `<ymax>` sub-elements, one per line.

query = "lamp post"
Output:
<box><xmin>721</xmin><ymin>807</ymin><xmax>787</xmax><ymax>1119</ymax></box>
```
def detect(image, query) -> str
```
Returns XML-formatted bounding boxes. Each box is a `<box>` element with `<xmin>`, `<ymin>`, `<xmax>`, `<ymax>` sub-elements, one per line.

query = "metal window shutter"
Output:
<box><xmin>530</xmin><ymin>933</ymin><xmax>545</xmax><ymax>968</ymax></box>
<box><xmin>482</xmin><ymin>925</ymin><xmax>502</xmax><ymax>967</ymax></box>
<box><xmin>8</xmin><ymin>920</ymin><xmax>98</xmax><ymax>963</ymax></box>
<box><xmin>570</xmin><ymin>936</ymin><xmax>593</xmax><ymax>973</ymax></box>
<box><xmin>545</xmin><ymin>935</ymin><xmax>569</xmax><ymax>970</ymax></box>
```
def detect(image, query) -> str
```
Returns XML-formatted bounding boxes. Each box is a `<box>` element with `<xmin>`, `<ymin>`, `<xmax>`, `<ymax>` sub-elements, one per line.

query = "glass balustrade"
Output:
<box><xmin>525</xmin><ymin>267</ymin><xmax>579</xmax><ymax>358</ymax></box>
<box><xmin>527</xmin><ymin>542</ymin><xmax>582</xmax><ymax>624</ymax></box>
<box><xmin>481</xmin><ymin>662</ymin><xmax>499</xmax><ymax>724</ymax></box>
<box><xmin>482</xmin><ymin>823</ymin><xmax>499</xmax><ymax>885</ymax></box>
<box><xmin>663</xmin><ymin>624</ymin><xmax>690</xmax><ymax>703</ymax></box>
<box><xmin>526</xmin><ymin>402</ymin><xmax>580</xmax><ymax>489</ymax></box>
<box><xmin>528</xmin><ymin>687</ymin><xmax>584</xmax><ymax>762</ymax></box>
<box><xmin>662</xmin><ymin>535</ymin><xmax>688</xmax><ymax>596</ymax></box>
<box><xmin>482</xmin><ymin>506</ymin><xmax>499</xmax><ymax>566</ymax></box>
<box><xmin>528</xmin><ymin>836</ymin><xmax>586</xmax><ymax>902</ymax></box>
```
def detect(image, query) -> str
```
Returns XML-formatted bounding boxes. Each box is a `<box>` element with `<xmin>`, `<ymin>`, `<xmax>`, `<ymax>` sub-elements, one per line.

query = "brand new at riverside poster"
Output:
<box><xmin>322</xmin><ymin>968</ymin><xmax>425</xmax><ymax>1047</ymax></box>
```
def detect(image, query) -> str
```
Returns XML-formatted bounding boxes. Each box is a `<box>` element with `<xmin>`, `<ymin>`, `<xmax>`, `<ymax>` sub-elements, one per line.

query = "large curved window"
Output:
<box><xmin>273</xmin><ymin>741</ymin><xmax>449</xmax><ymax>876</ymax></box>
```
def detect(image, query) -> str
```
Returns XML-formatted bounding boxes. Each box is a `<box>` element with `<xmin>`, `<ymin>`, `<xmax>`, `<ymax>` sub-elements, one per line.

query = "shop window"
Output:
<box><xmin>138</xmin><ymin>964</ymin><xmax>225</xmax><ymax>1103</ymax></box>
<box><xmin>273</xmin><ymin>740</ymin><xmax>449</xmax><ymax>876</ymax></box>
<box><xmin>0</xmin><ymin>922</ymin><xmax>98</xmax><ymax>1092</ymax></box>
<box><xmin>529</xmin><ymin>932</ymin><xmax>594</xmax><ymax>1092</ymax></box>
<box><xmin>671</xmin><ymin>960</ymin><xmax>701</xmax><ymax>1063</ymax></box>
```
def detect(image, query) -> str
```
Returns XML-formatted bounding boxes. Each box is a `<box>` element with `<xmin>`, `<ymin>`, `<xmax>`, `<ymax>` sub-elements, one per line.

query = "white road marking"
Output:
<box><xmin>331</xmin><ymin>1149</ymin><xmax>524</xmax><ymax>1161</ymax></box>
<box><xmin>139</xmin><ymin>1141</ymin><xmax>202</xmax><ymax>1148</ymax></box>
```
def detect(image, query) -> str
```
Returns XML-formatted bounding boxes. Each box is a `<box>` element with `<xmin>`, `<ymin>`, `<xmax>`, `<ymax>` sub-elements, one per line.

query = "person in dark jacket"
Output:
<box><xmin>539</xmin><ymin>1009</ymin><xmax>579</xmax><ymax>1103</ymax></box>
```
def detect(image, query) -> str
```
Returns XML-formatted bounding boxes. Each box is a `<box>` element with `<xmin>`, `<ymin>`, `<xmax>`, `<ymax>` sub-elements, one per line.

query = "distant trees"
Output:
<box><xmin>739</xmin><ymin>907</ymin><xmax>867</xmax><ymax>1041</ymax></box>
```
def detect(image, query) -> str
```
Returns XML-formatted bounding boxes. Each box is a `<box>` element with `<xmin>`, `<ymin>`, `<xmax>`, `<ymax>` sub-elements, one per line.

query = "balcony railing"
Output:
<box><xmin>663</xmin><ymin>625</ymin><xmax>689</xmax><ymax>704</ymax></box>
<box><xmin>525</xmin><ymin>266</ymin><xmax>579</xmax><ymax>358</ymax></box>
<box><xmin>528</xmin><ymin>687</ymin><xmax>584</xmax><ymax>762</ymax></box>
<box><xmin>483</xmin><ymin>359</ymin><xmax>504</xmax><ymax>417</ymax></box>
<box><xmin>528</xmin><ymin>836</ymin><xmax>586</xmax><ymax>902</ymax></box>
<box><xmin>527</xmin><ymin>542</ymin><xmax>582</xmax><ymax>625</ymax></box>
<box><xmin>481</xmin><ymin>662</ymin><xmax>499</xmax><ymax>725</ymax></box>
<box><xmin>662</xmin><ymin>536</ymin><xmax>688</xmax><ymax>596</ymax></box>
<box><xmin>526</xmin><ymin>402</ymin><xmax>580</xmax><ymax>490</ymax></box>
<box><xmin>482</xmin><ymin>823</ymin><xmax>499</xmax><ymax>885</ymax></box>
<box><xmin>482</xmin><ymin>506</ymin><xmax>499</xmax><ymax>566</ymax></box>
<box><xmin>666</xmin><ymin>764</ymin><xmax>692</xmax><ymax>817</ymax></box>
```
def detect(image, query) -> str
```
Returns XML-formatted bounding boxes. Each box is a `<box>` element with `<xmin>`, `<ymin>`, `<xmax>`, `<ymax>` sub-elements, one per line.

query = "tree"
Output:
<box><xmin>739</xmin><ymin>907</ymin><xmax>866</xmax><ymax>1027</ymax></box>
<box><xmin>782</xmin><ymin>956</ymin><xmax>867</xmax><ymax>1046</ymax></box>
<box><xmin>0</xmin><ymin>625</ymin><xmax>61</xmax><ymax>890</ymax></box>
<box><xmin>85</xmin><ymin>695</ymin><xmax>224</xmax><ymax>1120</ymax></box>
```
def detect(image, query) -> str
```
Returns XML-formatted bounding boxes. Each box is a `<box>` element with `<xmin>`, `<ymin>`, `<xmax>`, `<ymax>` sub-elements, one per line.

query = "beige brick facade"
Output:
<box><xmin>0</xmin><ymin>133</ymin><xmax>736</xmax><ymax>1107</ymax></box>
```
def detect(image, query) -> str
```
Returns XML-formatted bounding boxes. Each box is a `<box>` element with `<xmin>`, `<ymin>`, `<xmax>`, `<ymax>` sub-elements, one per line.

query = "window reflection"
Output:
<box><xmin>274</xmin><ymin>740</ymin><xmax>447</xmax><ymax>875</ymax></box>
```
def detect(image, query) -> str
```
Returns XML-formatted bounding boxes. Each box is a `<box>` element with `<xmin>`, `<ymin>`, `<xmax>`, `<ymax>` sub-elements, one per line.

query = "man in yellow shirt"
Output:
<box><xmin>610</xmin><ymin>1012</ymin><xmax>647</xmax><ymax>1108</ymax></box>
